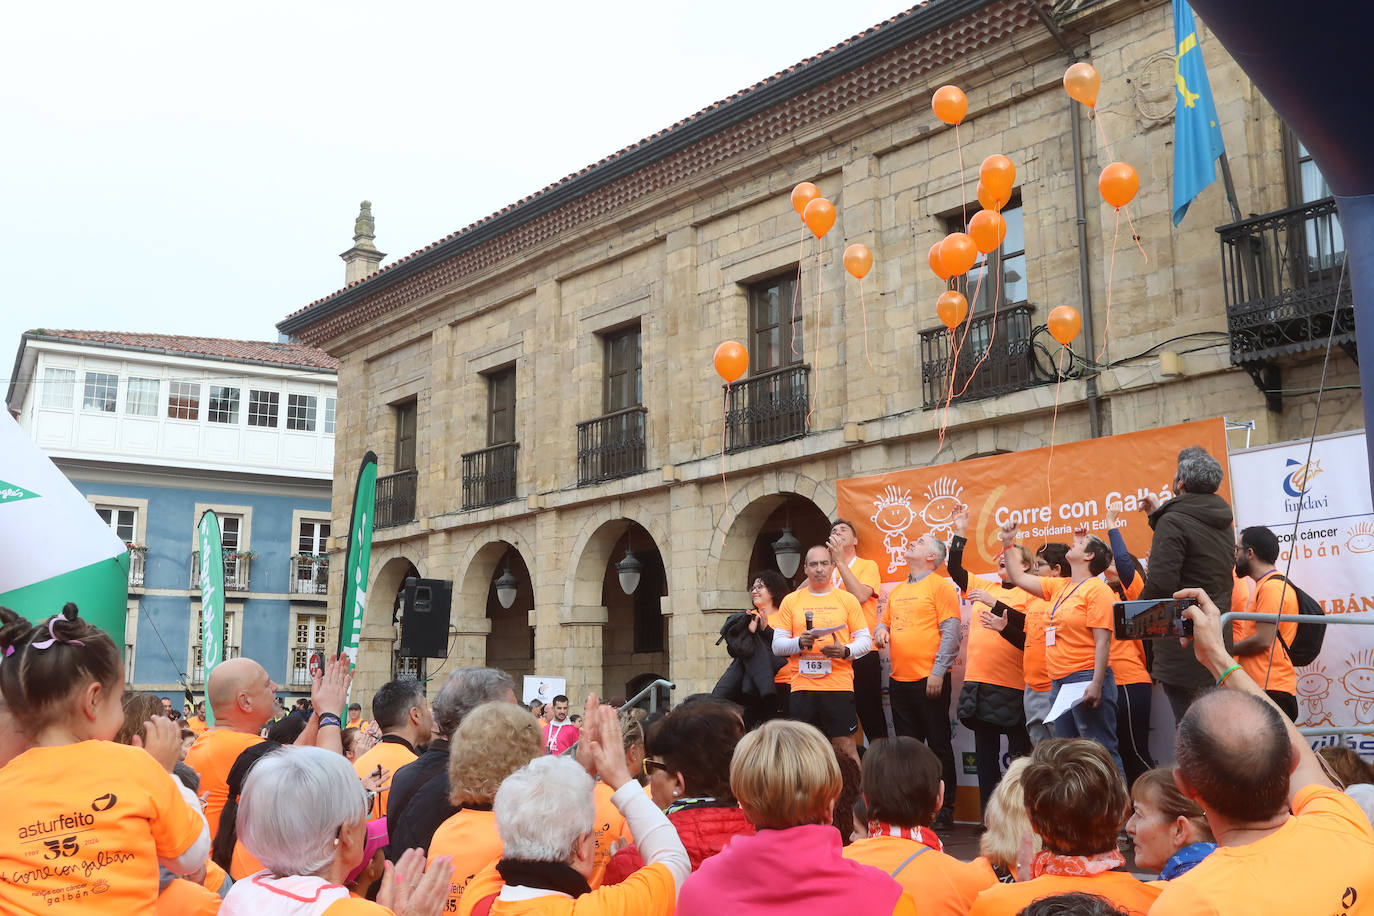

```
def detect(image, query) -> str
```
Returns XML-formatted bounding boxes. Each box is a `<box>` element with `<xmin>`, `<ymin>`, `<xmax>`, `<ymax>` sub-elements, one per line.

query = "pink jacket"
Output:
<box><xmin>542</xmin><ymin>720</ymin><xmax>579</xmax><ymax>755</ymax></box>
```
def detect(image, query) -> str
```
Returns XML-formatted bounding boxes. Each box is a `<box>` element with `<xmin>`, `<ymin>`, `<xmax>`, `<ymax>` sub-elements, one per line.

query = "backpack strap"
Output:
<box><xmin>890</xmin><ymin>846</ymin><xmax>931</xmax><ymax>878</ymax></box>
<box><xmin>1260</xmin><ymin>572</ymin><xmax>1297</xmax><ymax>658</ymax></box>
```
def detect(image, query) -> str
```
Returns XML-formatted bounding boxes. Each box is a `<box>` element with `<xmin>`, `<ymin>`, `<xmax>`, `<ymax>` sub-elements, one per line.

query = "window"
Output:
<box><xmin>191</xmin><ymin>608</ymin><xmax>237</xmax><ymax>684</ymax></box>
<box><xmin>126</xmin><ymin>378</ymin><xmax>159</xmax><ymax>417</ymax></box>
<box><xmin>287</xmin><ymin>394</ymin><xmax>317</xmax><ymax>431</ymax></box>
<box><xmin>168</xmin><ymin>381</ymin><xmax>200</xmax><ymax>420</ymax></box>
<box><xmin>208</xmin><ymin>386</ymin><xmax>240</xmax><ymax>424</ymax></box>
<box><xmin>1290</xmin><ymin>137</ymin><xmax>1345</xmax><ymax>267</ymax></box>
<box><xmin>219</xmin><ymin>515</ymin><xmax>244</xmax><ymax>585</ymax></box>
<box><xmin>83</xmin><ymin>372</ymin><xmax>118</xmax><ymax>412</ymax></box>
<box><xmin>298</xmin><ymin>519</ymin><xmax>330</xmax><ymax>554</ymax></box>
<box><xmin>97</xmin><ymin>506</ymin><xmax>136</xmax><ymax>544</ymax></box>
<box><xmin>41</xmin><ymin>368</ymin><xmax>75</xmax><ymax>409</ymax></box>
<box><xmin>248</xmin><ymin>390</ymin><xmax>278</xmax><ymax>427</ymax></box>
<box><xmin>323</xmin><ymin>397</ymin><xmax>337</xmax><ymax>435</ymax></box>
<box><xmin>603</xmin><ymin>324</ymin><xmax>642</xmax><ymax>413</ymax></box>
<box><xmin>954</xmin><ymin>202</ymin><xmax>1027</xmax><ymax>314</ymax></box>
<box><xmin>294</xmin><ymin>519</ymin><xmax>330</xmax><ymax>595</ymax></box>
<box><xmin>394</xmin><ymin>400</ymin><xmax>417</xmax><ymax>471</ymax></box>
<box><xmin>748</xmin><ymin>273</ymin><xmax>804</xmax><ymax>371</ymax></box>
<box><xmin>487</xmin><ymin>367</ymin><xmax>516</xmax><ymax>445</ymax></box>
<box><xmin>291</xmin><ymin>614</ymin><xmax>328</xmax><ymax>686</ymax></box>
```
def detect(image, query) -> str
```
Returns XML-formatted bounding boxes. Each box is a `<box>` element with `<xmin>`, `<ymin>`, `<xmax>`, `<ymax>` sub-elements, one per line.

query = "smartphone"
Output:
<box><xmin>1114</xmin><ymin>597</ymin><xmax>1197</xmax><ymax>640</ymax></box>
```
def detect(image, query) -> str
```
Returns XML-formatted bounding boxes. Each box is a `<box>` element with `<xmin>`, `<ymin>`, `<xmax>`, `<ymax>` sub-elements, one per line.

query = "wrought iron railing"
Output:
<box><xmin>376</xmin><ymin>470</ymin><xmax>418</xmax><ymax>528</ymax></box>
<box><xmin>189</xmin><ymin>551</ymin><xmax>251</xmax><ymax>590</ymax></box>
<box><xmin>724</xmin><ymin>364</ymin><xmax>810</xmax><ymax>453</ymax></box>
<box><xmin>1218</xmin><ymin>196</ymin><xmax>1353</xmax><ymax>365</ymax></box>
<box><xmin>918</xmin><ymin>304</ymin><xmax>1055</xmax><ymax>408</ymax></box>
<box><xmin>577</xmin><ymin>406</ymin><xmax>647</xmax><ymax>486</ymax></box>
<box><xmin>462</xmin><ymin>442</ymin><xmax>519</xmax><ymax>509</ymax></box>
<box><xmin>191</xmin><ymin>644</ymin><xmax>240</xmax><ymax>686</ymax></box>
<box><xmin>128</xmin><ymin>550</ymin><xmax>145</xmax><ymax>588</ymax></box>
<box><xmin>290</xmin><ymin>555</ymin><xmax>329</xmax><ymax>595</ymax></box>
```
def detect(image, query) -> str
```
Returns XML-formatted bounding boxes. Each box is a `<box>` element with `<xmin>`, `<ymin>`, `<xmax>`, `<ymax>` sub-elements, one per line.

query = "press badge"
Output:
<box><xmin>1044</xmin><ymin>626</ymin><xmax>1056</xmax><ymax>646</ymax></box>
<box><xmin>800</xmin><ymin>657</ymin><xmax>832</xmax><ymax>677</ymax></box>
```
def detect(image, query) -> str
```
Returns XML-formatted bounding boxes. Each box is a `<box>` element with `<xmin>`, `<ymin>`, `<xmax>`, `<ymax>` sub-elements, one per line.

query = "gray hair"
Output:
<box><xmin>926</xmin><ymin>534</ymin><xmax>948</xmax><ymax>567</ymax></box>
<box><xmin>433</xmin><ymin>666</ymin><xmax>516</xmax><ymax>737</ymax></box>
<box><xmin>237</xmin><ymin>745</ymin><xmax>367</xmax><ymax>877</ymax></box>
<box><xmin>1176</xmin><ymin>446</ymin><xmax>1224</xmax><ymax>495</ymax></box>
<box><xmin>494</xmin><ymin>756</ymin><xmax>595</xmax><ymax>862</ymax></box>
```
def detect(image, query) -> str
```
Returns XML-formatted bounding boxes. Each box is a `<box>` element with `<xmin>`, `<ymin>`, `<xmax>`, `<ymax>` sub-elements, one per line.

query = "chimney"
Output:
<box><xmin>340</xmin><ymin>201</ymin><xmax>385</xmax><ymax>285</ymax></box>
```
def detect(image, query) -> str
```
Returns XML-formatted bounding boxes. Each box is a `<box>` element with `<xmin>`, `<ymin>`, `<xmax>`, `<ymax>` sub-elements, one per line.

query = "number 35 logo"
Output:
<box><xmin>42</xmin><ymin>836</ymin><xmax>79</xmax><ymax>860</ymax></box>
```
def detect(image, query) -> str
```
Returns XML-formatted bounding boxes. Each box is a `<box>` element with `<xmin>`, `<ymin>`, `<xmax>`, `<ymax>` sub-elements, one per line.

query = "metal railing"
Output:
<box><xmin>724</xmin><ymin>364</ymin><xmax>809</xmax><ymax>453</ymax></box>
<box><xmin>559</xmin><ymin>678</ymin><xmax>676</xmax><ymax>758</ymax></box>
<box><xmin>289</xmin><ymin>555</ymin><xmax>329</xmax><ymax>595</ymax></box>
<box><xmin>1218</xmin><ymin>196</ymin><xmax>1354</xmax><ymax>366</ymax></box>
<box><xmin>918</xmin><ymin>304</ymin><xmax>1053</xmax><ymax>408</ymax></box>
<box><xmin>190</xmin><ymin>644</ymin><xmax>241</xmax><ymax>686</ymax></box>
<box><xmin>462</xmin><ymin>441</ymin><xmax>519</xmax><ymax>509</ymax></box>
<box><xmin>577</xmin><ymin>406</ymin><xmax>647</xmax><ymax>486</ymax></box>
<box><xmin>189</xmin><ymin>551</ymin><xmax>251</xmax><ymax>591</ymax></box>
<box><xmin>128</xmin><ymin>551</ymin><xmax>145</xmax><ymax>588</ymax></box>
<box><xmin>376</xmin><ymin>469</ymin><xmax>418</xmax><ymax>528</ymax></box>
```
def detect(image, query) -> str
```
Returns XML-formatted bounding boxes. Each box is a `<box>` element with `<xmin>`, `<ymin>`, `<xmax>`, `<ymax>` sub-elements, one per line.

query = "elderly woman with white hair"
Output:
<box><xmin>220</xmin><ymin>745</ymin><xmax>453</xmax><ymax>916</ymax></box>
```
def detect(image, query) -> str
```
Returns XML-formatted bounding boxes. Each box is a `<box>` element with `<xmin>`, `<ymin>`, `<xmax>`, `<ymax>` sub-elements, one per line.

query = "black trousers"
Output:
<box><xmin>1117</xmin><ymin>682</ymin><xmax>1156</xmax><ymax>788</ymax></box>
<box><xmin>971</xmin><ymin>722</ymin><xmax>1032</xmax><ymax>815</ymax></box>
<box><xmin>1268</xmin><ymin>689</ymin><xmax>1299</xmax><ymax>722</ymax></box>
<box><xmin>890</xmin><ymin>674</ymin><xmax>956</xmax><ymax>816</ymax></box>
<box><xmin>853</xmin><ymin>652</ymin><xmax>888</xmax><ymax>743</ymax></box>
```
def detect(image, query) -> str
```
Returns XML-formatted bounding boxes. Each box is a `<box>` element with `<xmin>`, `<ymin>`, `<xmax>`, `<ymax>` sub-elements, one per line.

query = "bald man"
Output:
<box><xmin>184</xmin><ymin>658</ymin><xmax>278</xmax><ymax>836</ymax></box>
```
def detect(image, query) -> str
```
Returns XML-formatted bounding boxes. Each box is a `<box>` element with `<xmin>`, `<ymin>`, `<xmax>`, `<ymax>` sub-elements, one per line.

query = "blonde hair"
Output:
<box><xmin>980</xmin><ymin>756</ymin><xmax>1040</xmax><ymax>870</ymax></box>
<box><xmin>448</xmin><ymin>702</ymin><xmax>542</xmax><ymax>806</ymax></box>
<box><xmin>731</xmin><ymin>719</ymin><xmax>840</xmax><ymax>829</ymax></box>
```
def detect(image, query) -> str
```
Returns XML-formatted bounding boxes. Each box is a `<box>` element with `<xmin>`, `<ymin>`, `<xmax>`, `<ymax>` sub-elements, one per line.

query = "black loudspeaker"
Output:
<box><xmin>399</xmin><ymin>577</ymin><xmax>452</xmax><ymax>658</ymax></box>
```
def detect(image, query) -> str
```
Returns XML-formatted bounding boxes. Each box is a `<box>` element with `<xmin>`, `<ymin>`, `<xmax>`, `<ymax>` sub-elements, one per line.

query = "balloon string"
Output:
<box><xmin>806</xmin><ymin>242</ymin><xmax>822</xmax><ymax>429</ymax></box>
<box><xmin>954</xmin><ymin>247</ymin><xmax>1003</xmax><ymax>398</ymax></box>
<box><xmin>791</xmin><ymin>232</ymin><xmax>805</xmax><ymax>359</ymax></box>
<box><xmin>859</xmin><ymin>279</ymin><xmax>873</xmax><ymax>370</ymax></box>
<box><xmin>938</xmin><ymin>327</ymin><xmax>958</xmax><ymax>452</ymax></box>
<box><xmin>938</xmin><ymin>266</ymin><xmax>983</xmax><ymax>443</ymax></box>
<box><xmin>956</xmin><ymin>122</ymin><xmax>967</xmax><ymax>229</ymax></box>
<box><xmin>1093</xmin><ymin>109</ymin><xmax>1115</xmax><ymax>164</ymax></box>
<box><xmin>1099</xmin><ymin>208</ymin><xmax>1119</xmax><ymax>364</ymax></box>
<box><xmin>1123</xmin><ymin>205</ymin><xmax>1149</xmax><ymax>263</ymax></box>
<box><xmin>1047</xmin><ymin>347</ymin><xmax>1065</xmax><ymax>513</ymax></box>
<box><xmin>720</xmin><ymin>384</ymin><xmax>729</xmax><ymax>551</ymax></box>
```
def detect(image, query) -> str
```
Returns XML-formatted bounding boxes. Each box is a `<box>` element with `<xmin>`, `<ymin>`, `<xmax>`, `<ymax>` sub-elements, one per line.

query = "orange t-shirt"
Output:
<box><xmin>1023</xmin><ymin>597</ymin><xmax>1052</xmax><ymax>692</ymax></box>
<box><xmin>430</xmin><ymin>808</ymin><xmax>503</xmax><ymax>913</ymax></box>
<box><xmin>590</xmin><ymin>780</ymin><xmax>631</xmax><ymax>888</ymax></box>
<box><xmin>1152</xmin><ymin>785</ymin><xmax>1374</xmax><ymax>915</ymax></box>
<box><xmin>835</xmin><ymin>556</ymin><xmax>883</xmax><ymax>633</ymax></box>
<box><xmin>156</xmin><ymin>876</ymin><xmax>222</xmax><ymax>916</ymax></box>
<box><xmin>963</xmin><ymin>575</ymin><xmax>1031</xmax><ymax>690</ymax></box>
<box><xmin>0</xmin><ymin>741</ymin><xmax>206</xmax><ymax>914</ymax></box>
<box><xmin>458</xmin><ymin>862</ymin><xmax>505</xmax><ymax>916</ymax></box>
<box><xmin>767</xmin><ymin>608</ymin><xmax>800</xmax><ymax>686</ymax></box>
<box><xmin>353</xmin><ymin>739</ymin><xmax>418</xmax><ymax>820</ymax></box>
<box><xmin>487</xmin><ymin>861</ymin><xmax>677</xmax><ymax>916</ymax></box>
<box><xmin>843</xmin><ymin>835</ymin><xmax>995</xmax><ymax>915</ymax></box>
<box><xmin>186</xmin><ymin>716</ymin><xmax>209</xmax><ymax>737</ymax></box>
<box><xmin>1109</xmin><ymin>636</ymin><xmax>1151</xmax><ymax>686</ymax></box>
<box><xmin>1040</xmin><ymin>577</ymin><xmax>1114</xmax><ymax>681</ymax></box>
<box><xmin>882</xmin><ymin>575</ymin><xmax>961</xmax><ymax>682</ymax></box>
<box><xmin>777</xmin><ymin>587</ymin><xmax>868</xmax><ymax>692</ymax></box>
<box><xmin>970</xmin><ymin>870</ymin><xmax>1161</xmax><ymax>915</ymax></box>
<box><xmin>1231</xmin><ymin>573</ymin><xmax>1254</xmax><ymax>615</ymax></box>
<box><xmin>185</xmin><ymin>727</ymin><xmax>264</xmax><ymax>837</ymax></box>
<box><xmin>1233</xmin><ymin>572</ymin><xmax>1300</xmax><ymax>695</ymax></box>
<box><xmin>230</xmin><ymin>839</ymin><xmax>266</xmax><ymax>880</ymax></box>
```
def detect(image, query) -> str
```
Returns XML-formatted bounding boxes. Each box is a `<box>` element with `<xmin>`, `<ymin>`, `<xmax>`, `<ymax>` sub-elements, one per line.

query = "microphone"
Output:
<box><xmin>804</xmin><ymin>611</ymin><xmax>814</xmax><ymax>633</ymax></box>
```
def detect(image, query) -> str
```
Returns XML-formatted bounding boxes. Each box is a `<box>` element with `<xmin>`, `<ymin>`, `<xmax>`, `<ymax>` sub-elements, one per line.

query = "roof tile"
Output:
<box><xmin>29</xmin><ymin>330</ymin><xmax>339</xmax><ymax>371</ymax></box>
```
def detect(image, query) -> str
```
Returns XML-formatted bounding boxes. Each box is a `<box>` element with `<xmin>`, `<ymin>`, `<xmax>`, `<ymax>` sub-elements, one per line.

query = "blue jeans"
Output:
<box><xmin>1050</xmin><ymin>669</ymin><xmax>1123</xmax><ymax>773</ymax></box>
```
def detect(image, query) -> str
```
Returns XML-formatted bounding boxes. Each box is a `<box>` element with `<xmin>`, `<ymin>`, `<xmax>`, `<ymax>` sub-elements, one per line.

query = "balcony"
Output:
<box><xmin>290</xmin><ymin>554</ymin><xmax>329</xmax><ymax>596</ymax></box>
<box><xmin>376</xmin><ymin>469</ymin><xmax>418</xmax><ymax>528</ymax></box>
<box><xmin>724</xmin><ymin>364</ymin><xmax>810</xmax><ymax>453</ymax></box>
<box><xmin>462</xmin><ymin>442</ymin><xmax>519</xmax><ymax>509</ymax></box>
<box><xmin>577</xmin><ymin>406</ymin><xmax>647</xmax><ymax>486</ymax></box>
<box><xmin>190</xmin><ymin>645</ymin><xmax>240</xmax><ymax>686</ymax></box>
<box><xmin>128</xmin><ymin>549</ymin><xmax>146</xmax><ymax>588</ymax></box>
<box><xmin>189</xmin><ymin>550</ymin><xmax>251</xmax><ymax>591</ymax></box>
<box><xmin>1218</xmin><ymin>197</ymin><xmax>1355</xmax><ymax>411</ymax></box>
<box><xmin>918</xmin><ymin>304</ymin><xmax>1056</xmax><ymax>408</ymax></box>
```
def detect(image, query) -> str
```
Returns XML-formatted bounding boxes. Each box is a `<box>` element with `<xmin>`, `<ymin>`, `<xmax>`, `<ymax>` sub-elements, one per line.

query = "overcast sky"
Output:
<box><xmin>1</xmin><ymin>1</ymin><xmax>911</xmax><ymax>386</ymax></box>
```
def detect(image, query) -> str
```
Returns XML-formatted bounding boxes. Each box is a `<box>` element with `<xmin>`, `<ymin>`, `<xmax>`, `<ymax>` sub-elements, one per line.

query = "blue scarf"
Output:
<box><xmin>1161</xmin><ymin>842</ymin><xmax>1216</xmax><ymax>879</ymax></box>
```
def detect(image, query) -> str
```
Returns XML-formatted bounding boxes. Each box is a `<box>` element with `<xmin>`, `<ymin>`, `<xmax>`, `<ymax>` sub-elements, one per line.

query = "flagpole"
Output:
<box><xmin>1217</xmin><ymin>151</ymin><xmax>1243</xmax><ymax>222</ymax></box>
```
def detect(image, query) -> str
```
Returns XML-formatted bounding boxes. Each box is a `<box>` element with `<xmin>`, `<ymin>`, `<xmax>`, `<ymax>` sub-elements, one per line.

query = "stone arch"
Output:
<box><xmin>563</xmin><ymin>505</ymin><xmax>671</xmax><ymax>614</ymax></box>
<box><xmin>454</xmin><ymin>524</ymin><xmax>536</xmax><ymax>621</ymax></box>
<box><xmin>706</xmin><ymin>470</ymin><xmax>837</xmax><ymax>596</ymax></box>
<box><xmin>363</xmin><ymin>549</ymin><xmax>427</xmax><ymax>635</ymax></box>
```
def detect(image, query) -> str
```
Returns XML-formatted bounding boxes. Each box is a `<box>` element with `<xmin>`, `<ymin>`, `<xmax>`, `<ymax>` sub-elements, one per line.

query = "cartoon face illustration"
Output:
<box><xmin>1347</xmin><ymin>521</ymin><xmax>1374</xmax><ymax>554</ymax></box>
<box><xmin>871</xmin><ymin>485</ymin><xmax>915</xmax><ymax>534</ymax></box>
<box><xmin>1298</xmin><ymin>666</ymin><xmax>1332</xmax><ymax>702</ymax></box>
<box><xmin>1342</xmin><ymin>667</ymin><xmax>1374</xmax><ymax>700</ymax></box>
<box><xmin>917</xmin><ymin>476</ymin><xmax>965</xmax><ymax>540</ymax></box>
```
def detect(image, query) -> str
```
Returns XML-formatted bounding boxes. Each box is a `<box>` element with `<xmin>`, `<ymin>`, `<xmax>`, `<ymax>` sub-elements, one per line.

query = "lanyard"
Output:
<box><xmin>1049</xmin><ymin>579</ymin><xmax>1089</xmax><ymax>622</ymax></box>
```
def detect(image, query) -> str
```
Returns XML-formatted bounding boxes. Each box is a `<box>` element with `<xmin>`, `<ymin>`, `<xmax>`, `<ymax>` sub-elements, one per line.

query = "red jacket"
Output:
<box><xmin>601</xmin><ymin>804</ymin><xmax>755</xmax><ymax>885</ymax></box>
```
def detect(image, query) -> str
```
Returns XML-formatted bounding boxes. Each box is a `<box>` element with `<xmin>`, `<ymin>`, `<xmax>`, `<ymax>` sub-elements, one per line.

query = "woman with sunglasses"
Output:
<box><xmin>601</xmin><ymin>701</ymin><xmax>754</xmax><ymax>885</ymax></box>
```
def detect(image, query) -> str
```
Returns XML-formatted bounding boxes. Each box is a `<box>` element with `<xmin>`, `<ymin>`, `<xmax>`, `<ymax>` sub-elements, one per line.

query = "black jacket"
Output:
<box><xmin>385</xmin><ymin>737</ymin><xmax>454</xmax><ymax>861</ymax></box>
<box><xmin>712</xmin><ymin>612</ymin><xmax>784</xmax><ymax>701</ymax></box>
<box><xmin>1141</xmin><ymin>492</ymin><xmax>1236</xmax><ymax>689</ymax></box>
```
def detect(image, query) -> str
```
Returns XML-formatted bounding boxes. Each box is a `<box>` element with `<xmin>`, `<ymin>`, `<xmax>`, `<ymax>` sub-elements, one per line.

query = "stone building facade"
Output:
<box><xmin>280</xmin><ymin>0</ymin><xmax>1361</xmax><ymax>706</ymax></box>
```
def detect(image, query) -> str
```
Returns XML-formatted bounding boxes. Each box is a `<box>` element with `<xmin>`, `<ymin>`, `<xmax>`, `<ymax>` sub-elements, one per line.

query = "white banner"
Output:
<box><xmin>522</xmin><ymin>676</ymin><xmax>567</xmax><ymax>707</ymax></box>
<box><xmin>1229</xmin><ymin>430</ymin><xmax>1374</xmax><ymax>755</ymax></box>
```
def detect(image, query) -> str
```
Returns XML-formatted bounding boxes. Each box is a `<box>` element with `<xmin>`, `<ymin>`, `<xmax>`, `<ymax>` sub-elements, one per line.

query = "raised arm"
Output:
<box><xmin>947</xmin><ymin>505</ymin><xmax>972</xmax><ymax>592</ymax></box>
<box><xmin>1105</xmin><ymin>501</ymin><xmax>1137</xmax><ymax>588</ymax></box>
<box><xmin>998</xmin><ymin>521</ymin><xmax>1045</xmax><ymax>598</ymax></box>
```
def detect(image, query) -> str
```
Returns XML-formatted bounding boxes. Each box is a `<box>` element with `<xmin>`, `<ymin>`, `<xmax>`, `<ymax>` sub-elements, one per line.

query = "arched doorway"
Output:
<box><xmin>745</xmin><ymin>495</ymin><xmax>833</xmax><ymax>593</ymax></box>
<box><xmin>483</xmin><ymin>546</ymin><xmax>535</xmax><ymax>681</ymax></box>
<box><xmin>360</xmin><ymin>555</ymin><xmax>422</xmax><ymax>683</ymax></box>
<box><xmin>601</xmin><ymin>522</ymin><xmax>667</xmax><ymax>703</ymax></box>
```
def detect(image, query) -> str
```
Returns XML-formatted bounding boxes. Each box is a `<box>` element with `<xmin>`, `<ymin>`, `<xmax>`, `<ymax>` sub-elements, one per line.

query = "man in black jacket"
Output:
<box><xmin>1140</xmin><ymin>446</ymin><xmax>1236</xmax><ymax>721</ymax></box>
<box><xmin>385</xmin><ymin>665</ymin><xmax>517</xmax><ymax>860</ymax></box>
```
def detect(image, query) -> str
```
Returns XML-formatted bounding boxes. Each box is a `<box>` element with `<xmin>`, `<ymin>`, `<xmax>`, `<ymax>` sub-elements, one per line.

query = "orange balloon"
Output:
<box><xmin>843</xmin><ymin>243</ymin><xmax>873</xmax><ymax>279</ymax></box>
<box><xmin>979</xmin><ymin>155</ymin><xmax>1016</xmax><ymax>205</ymax></box>
<box><xmin>937</xmin><ymin>291</ymin><xmax>969</xmax><ymax>330</ymax></box>
<box><xmin>1063</xmin><ymin>62</ymin><xmax>1101</xmax><ymax>107</ymax></box>
<box><xmin>791</xmin><ymin>182</ymin><xmax>820</xmax><ymax>218</ymax></box>
<box><xmin>1098</xmin><ymin>162</ymin><xmax>1139</xmax><ymax>208</ymax></box>
<box><xmin>976</xmin><ymin>181</ymin><xmax>1002</xmax><ymax>212</ymax></box>
<box><xmin>1048</xmin><ymin>306</ymin><xmax>1082</xmax><ymax>346</ymax></box>
<box><xmin>968</xmin><ymin>210</ymin><xmax>1007</xmax><ymax>254</ymax></box>
<box><xmin>803</xmin><ymin>197</ymin><xmax>836</xmax><ymax>238</ymax></box>
<box><xmin>928</xmin><ymin>242</ymin><xmax>952</xmax><ymax>281</ymax></box>
<box><xmin>713</xmin><ymin>340</ymin><xmax>748</xmax><ymax>383</ymax></box>
<box><xmin>932</xmin><ymin>85</ymin><xmax>968</xmax><ymax>125</ymax></box>
<box><xmin>939</xmin><ymin>232</ymin><xmax>978</xmax><ymax>277</ymax></box>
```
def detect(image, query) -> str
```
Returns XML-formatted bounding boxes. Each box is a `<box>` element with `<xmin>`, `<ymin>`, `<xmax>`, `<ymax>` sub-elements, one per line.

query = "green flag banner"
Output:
<box><xmin>338</xmin><ymin>452</ymin><xmax>378</xmax><ymax>668</ymax></box>
<box><xmin>198</xmin><ymin>509</ymin><xmax>225</xmax><ymax>726</ymax></box>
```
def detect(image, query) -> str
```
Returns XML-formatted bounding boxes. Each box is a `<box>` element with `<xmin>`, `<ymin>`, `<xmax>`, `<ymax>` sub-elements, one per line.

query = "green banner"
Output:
<box><xmin>198</xmin><ymin>509</ymin><xmax>225</xmax><ymax>726</ymax></box>
<box><xmin>338</xmin><ymin>452</ymin><xmax>378</xmax><ymax>667</ymax></box>
<box><xmin>0</xmin><ymin>554</ymin><xmax>130</xmax><ymax>641</ymax></box>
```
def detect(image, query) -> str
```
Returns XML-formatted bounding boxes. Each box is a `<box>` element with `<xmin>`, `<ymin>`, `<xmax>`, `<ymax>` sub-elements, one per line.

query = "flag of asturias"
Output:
<box><xmin>1172</xmin><ymin>0</ymin><xmax>1227</xmax><ymax>226</ymax></box>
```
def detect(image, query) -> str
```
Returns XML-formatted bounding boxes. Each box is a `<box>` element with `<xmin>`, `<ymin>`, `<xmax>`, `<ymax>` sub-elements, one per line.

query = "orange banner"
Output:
<box><xmin>836</xmin><ymin>418</ymin><xmax>1230</xmax><ymax>581</ymax></box>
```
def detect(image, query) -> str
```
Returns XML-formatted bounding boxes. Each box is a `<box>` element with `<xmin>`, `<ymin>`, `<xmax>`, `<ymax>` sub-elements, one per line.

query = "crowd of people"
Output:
<box><xmin>1</xmin><ymin>444</ymin><xmax>1372</xmax><ymax>914</ymax></box>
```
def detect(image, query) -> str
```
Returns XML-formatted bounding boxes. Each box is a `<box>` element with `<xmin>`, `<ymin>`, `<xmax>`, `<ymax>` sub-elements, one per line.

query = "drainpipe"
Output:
<box><xmin>1034</xmin><ymin>4</ymin><xmax>1102</xmax><ymax>437</ymax></box>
